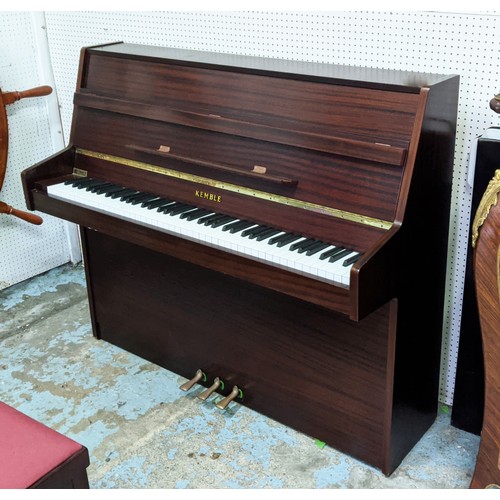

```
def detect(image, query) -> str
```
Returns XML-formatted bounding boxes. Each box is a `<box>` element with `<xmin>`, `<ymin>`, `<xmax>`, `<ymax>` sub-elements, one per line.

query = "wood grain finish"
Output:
<box><xmin>21</xmin><ymin>42</ymin><xmax>460</xmax><ymax>474</ymax></box>
<box><xmin>470</xmin><ymin>171</ymin><xmax>500</xmax><ymax>489</ymax></box>
<box><xmin>83</xmin><ymin>228</ymin><xmax>397</xmax><ymax>472</ymax></box>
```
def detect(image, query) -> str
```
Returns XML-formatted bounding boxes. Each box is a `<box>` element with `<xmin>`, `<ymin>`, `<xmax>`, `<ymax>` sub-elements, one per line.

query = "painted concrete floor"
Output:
<box><xmin>0</xmin><ymin>263</ymin><xmax>480</xmax><ymax>489</ymax></box>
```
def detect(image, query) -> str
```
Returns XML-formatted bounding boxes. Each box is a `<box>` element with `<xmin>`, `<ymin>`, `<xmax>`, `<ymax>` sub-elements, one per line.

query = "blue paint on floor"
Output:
<box><xmin>0</xmin><ymin>264</ymin><xmax>481</xmax><ymax>488</ymax></box>
<box><xmin>2</xmin><ymin>264</ymin><xmax>86</xmax><ymax>311</ymax></box>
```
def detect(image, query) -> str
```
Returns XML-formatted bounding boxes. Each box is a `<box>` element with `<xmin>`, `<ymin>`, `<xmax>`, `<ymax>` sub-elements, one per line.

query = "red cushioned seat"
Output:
<box><xmin>0</xmin><ymin>401</ymin><xmax>90</xmax><ymax>489</ymax></box>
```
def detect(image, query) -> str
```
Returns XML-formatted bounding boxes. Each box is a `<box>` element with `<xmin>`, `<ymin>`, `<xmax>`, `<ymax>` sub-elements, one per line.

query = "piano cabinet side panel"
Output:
<box><xmin>80</xmin><ymin>227</ymin><xmax>435</xmax><ymax>475</ymax></box>
<box><xmin>21</xmin><ymin>147</ymin><xmax>75</xmax><ymax>210</ymax></box>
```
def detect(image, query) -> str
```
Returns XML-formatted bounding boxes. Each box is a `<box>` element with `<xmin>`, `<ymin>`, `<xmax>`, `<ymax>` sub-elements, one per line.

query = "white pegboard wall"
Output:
<box><xmin>0</xmin><ymin>12</ymin><xmax>70</xmax><ymax>289</ymax></box>
<box><xmin>40</xmin><ymin>11</ymin><xmax>500</xmax><ymax>405</ymax></box>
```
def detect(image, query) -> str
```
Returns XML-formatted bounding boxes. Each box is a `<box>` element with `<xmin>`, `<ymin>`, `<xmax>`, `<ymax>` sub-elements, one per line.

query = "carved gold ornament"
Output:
<box><xmin>472</xmin><ymin>169</ymin><xmax>500</xmax><ymax>248</ymax></box>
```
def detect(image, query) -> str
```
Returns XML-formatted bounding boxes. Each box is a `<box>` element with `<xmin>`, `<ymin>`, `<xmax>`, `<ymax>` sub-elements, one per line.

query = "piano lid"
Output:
<box><xmin>88</xmin><ymin>42</ymin><xmax>457</xmax><ymax>93</ymax></box>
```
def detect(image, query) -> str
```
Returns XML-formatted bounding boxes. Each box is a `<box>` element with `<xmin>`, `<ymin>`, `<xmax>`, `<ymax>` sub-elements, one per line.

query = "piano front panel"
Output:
<box><xmin>82</xmin><ymin>227</ymin><xmax>398</xmax><ymax>474</ymax></box>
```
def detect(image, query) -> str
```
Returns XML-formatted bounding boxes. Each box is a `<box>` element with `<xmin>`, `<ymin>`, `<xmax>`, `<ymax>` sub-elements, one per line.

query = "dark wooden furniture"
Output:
<box><xmin>0</xmin><ymin>401</ymin><xmax>89</xmax><ymax>489</ymax></box>
<box><xmin>452</xmin><ymin>131</ymin><xmax>500</xmax><ymax>435</ymax></box>
<box><xmin>21</xmin><ymin>42</ymin><xmax>459</xmax><ymax>475</ymax></box>
<box><xmin>469</xmin><ymin>170</ymin><xmax>500</xmax><ymax>489</ymax></box>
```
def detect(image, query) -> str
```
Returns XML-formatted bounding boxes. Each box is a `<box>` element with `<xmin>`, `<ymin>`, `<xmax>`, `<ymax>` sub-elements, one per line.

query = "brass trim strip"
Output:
<box><xmin>76</xmin><ymin>148</ymin><xmax>393</xmax><ymax>230</ymax></box>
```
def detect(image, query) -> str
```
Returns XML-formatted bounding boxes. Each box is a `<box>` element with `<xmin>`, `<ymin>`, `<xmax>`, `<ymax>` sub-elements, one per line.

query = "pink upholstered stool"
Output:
<box><xmin>0</xmin><ymin>401</ymin><xmax>90</xmax><ymax>489</ymax></box>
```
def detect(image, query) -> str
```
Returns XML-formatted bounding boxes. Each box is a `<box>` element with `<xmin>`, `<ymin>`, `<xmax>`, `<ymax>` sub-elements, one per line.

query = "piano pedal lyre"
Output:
<box><xmin>180</xmin><ymin>369</ymin><xmax>206</xmax><ymax>392</ymax></box>
<box><xmin>215</xmin><ymin>385</ymin><xmax>243</xmax><ymax>410</ymax></box>
<box><xmin>197</xmin><ymin>377</ymin><xmax>224</xmax><ymax>401</ymax></box>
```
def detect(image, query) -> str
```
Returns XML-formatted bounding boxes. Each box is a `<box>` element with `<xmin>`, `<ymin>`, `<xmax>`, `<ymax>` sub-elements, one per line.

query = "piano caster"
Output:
<box><xmin>180</xmin><ymin>369</ymin><xmax>206</xmax><ymax>392</ymax></box>
<box><xmin>197</xmin><ymin>377</ymin><xmax>224</xmax><ymax>401</ymax></box>
<box><xmin>215</xmin><ymin>385</ymin><xmax>242</xmax><ymax>410</ymax></box>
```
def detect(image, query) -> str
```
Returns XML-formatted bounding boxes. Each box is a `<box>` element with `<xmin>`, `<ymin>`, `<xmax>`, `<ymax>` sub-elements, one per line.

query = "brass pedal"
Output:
<box><xmin>197</xmin><ymin>377</ymin><xmax>224</xmax><ymax>401</ymax></box>
<box><xmin>180</xmin><ymin>369</ymin><xmax>205</xmax><ymax>392</ymax></box>
<box><xmin>215</xmin><ymin>385</ymin><xmax>242</xmax><ymax>410</ymax></box>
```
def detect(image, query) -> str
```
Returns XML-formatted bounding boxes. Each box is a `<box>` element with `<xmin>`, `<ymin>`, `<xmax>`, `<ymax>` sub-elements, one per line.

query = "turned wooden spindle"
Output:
<box><xmin>1</xmin><ymin>85</ymin><xmax>53</xmax><ymax>106</ymax></box>
<box><xmin>0</xmin><ymin>85</ymin><xmax>53</xmax><ymax>194</ymax></box>
<box><xmin>0</xmin><ymin>201</ymin><xmax>43</xmax><ymax>225</ymax></box>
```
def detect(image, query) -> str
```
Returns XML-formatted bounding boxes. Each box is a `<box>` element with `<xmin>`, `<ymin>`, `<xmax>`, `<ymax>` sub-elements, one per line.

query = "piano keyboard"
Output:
<box><xmin>47</xmin><ymin>178</ymin><xmax>363</xmax><ymax>288</ymax></box>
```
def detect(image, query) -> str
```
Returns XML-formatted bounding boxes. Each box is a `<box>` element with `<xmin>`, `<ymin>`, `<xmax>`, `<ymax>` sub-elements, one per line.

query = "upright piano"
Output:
<box><xmin>22</xmin><ymin>42</ymin><xmax>459</xmax><ymax>475</ymax></box>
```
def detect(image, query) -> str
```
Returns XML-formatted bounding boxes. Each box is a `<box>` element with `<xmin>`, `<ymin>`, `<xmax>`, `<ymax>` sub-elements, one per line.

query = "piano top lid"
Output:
<box><xmin>88</xmin><ymin>42</ymin><xmax>458</xmax><ymax>94</ymax></box>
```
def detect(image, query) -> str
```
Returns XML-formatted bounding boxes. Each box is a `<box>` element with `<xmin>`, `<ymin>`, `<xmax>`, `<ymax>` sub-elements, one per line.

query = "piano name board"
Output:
<box><xmin>195</xmin><ymin>190</ymin><xmax>222</xmax><ymax>203</ymax></box>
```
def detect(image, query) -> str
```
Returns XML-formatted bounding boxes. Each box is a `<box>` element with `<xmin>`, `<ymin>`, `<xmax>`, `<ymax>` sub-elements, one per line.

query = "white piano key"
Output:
<box><xmin>48</xmin><ymin>181</ymin><xmax>356</xmax><ymax>288</ymax></box>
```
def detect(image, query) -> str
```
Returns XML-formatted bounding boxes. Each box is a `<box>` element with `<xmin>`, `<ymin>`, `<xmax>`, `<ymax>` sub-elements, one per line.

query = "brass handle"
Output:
<box><xmin>197</xmin><ymin>377</ymin><xmax>223</xmax><ymax>401</ymax></box>
<box><xmin>180</xmin><ymin>369</ymin><xmax>205</xmax><ymax>392</ymax></box>
<box><xmin>215</xmin><ymin>385</ymin><xmax>241</xmax><ymax>410</ymax></box>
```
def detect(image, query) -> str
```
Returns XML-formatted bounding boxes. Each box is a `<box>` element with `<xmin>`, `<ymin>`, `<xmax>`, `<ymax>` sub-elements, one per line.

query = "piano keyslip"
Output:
<box><xmin>48</xmin><ymin>178</ymin><xmax>361</xmax><ymax>288</ymax></box>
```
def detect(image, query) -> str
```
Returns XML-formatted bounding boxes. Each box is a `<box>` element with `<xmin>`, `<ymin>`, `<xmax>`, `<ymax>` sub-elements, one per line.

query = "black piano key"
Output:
<box><xmin>104</xmin><ymin>185</ymin><xmax>128</xmax><ymax>196</ymax></box>
<box><xmin>90</xmin><ymin>182</ymin><xmax>115</xmax><ymax>193</ymax></box>
<box><xmin>64</xmin><ymin>178</ymin><xmax>83</xmax><ymax>186</ymax></box>
<box><xmin>201</xmin><ymin>214</ymin><xmax>227</xmax><ymax>226</ymax></box>
<box><xmin>76</xmin><ymin>178</ymin><xmax>100</xmax><ymax>189</ymax></box>
<box><xmin>269</xmin><ymin>232</ymin><xmax>292</xmax><ymax>245</ymax></box>
<box><xmin>269</xmin><ymin>233</ymin><xmax>302</xmax><ymax>247</ymax></box>
<box><xmin>210</xmin><ymin>216</ymin><xmax>237</xmax><ymax>228</ymax></box>
<box><xmin>130</xmin><ymin>193</ymin><xmax>158</xmax><ymax>205</ymax></box>
<box><xmin>143</xmin><ymin>198</ymin><xmax>173</xmax><ymax>209</ymax></box>
<box><xmin>64</xmin><ymin>177</ymin><xmax>92</xmax><ymax>187</ymax></box>
<box><xmin>197</xmin><ymin>213</ymin><xmax>221</xmax><ymax>225</ymax></box>
<box><xmin>221</xmin><ymin>219</ymin><xmax>244</xmax><ymax>232</ymax></box>
<box><xmin>171</xmin><ymin>205</ymin><xmax>197</xmax><ymax>216</ymax></box>
<box><xmin>255</xmin><ymin>228</ymin><xmax>281</xmax><ymax>241</ymax></box>
<box><xmin>119</xmin><ymin>190</ymin><xmax>141</xmax><ymax>202</ymax></box>
<box><xmin>250</xmin><ymin>226</ymin><xmax>276</xmax><ymax>239</ymax></box>
<box><xmin>81</xmin><ymin>179</ymin><xmax>105</xmax><ymax>191</ymax></box>
<box><xmin>180</xmin><ymin>208</ymin><xmax>212</xmax><ymax>220</ymax></box>
<box><xmin>305</xmin><ymin>241</ymin><xmax>331</xmax><ymax>256</ymax></box>
<box><xmin>296</xmin><ymin>240</ymin><xmax>322</xmax><ymax>254</ymax></box>
<box><xmin>342</xmin><ymin>253</ymin><xmax>363</xmax><ymax>267</ymax></box>
<box><xmin>125</xmin><ymin>192</ymin><xmax>153</xmax><ymax>204</ymax></box>
<box><xmin>328</xmin><ymin>248</ymin><xmax>352</xmax><ymax>263</ymax></box>
<box><xmin>242</xmin><ymin>225</ymin><xmax>269</xmax><ymax>238</ymax></box>
<box><xmin>208</xmin><ymin>214</ymin><xmax>235</xmax><ymax>227</ymax></box>
<box><xmin>162</xmin><ymin>203</ymin><xmax>193</xmax><ymax>215</ymax></box>
<box><xmin>222</xmin><ymin>219</ymin><xmax>243</xmax><ymax>232</ymax></box>
<box><xmin>109</xmin><ymin>188</ymin><xmax>136</xmax><ymax>199</ymax></box>
<box><xmin>319</xmin><ymin>246</ymin><xmax>345</xmax><ymax>260</ymax></box>
<box><xmin>224</xmin><ymin>220</ymin><xmax>255</xmax><ymax>234</ymax></box>
<box><xmin>82</xmin><ymin>179</ymin><xmax>107</xmax><ymax>191</ymax></box>
<box><xmin>290</xmin><ymin>238</ymin><xmax>316</xmax><ymax>252</ymax></box>
<box><xmin>158</xmin><ymin>202</ymin><xmax>183</xmax><ymax>213</ymax></box>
